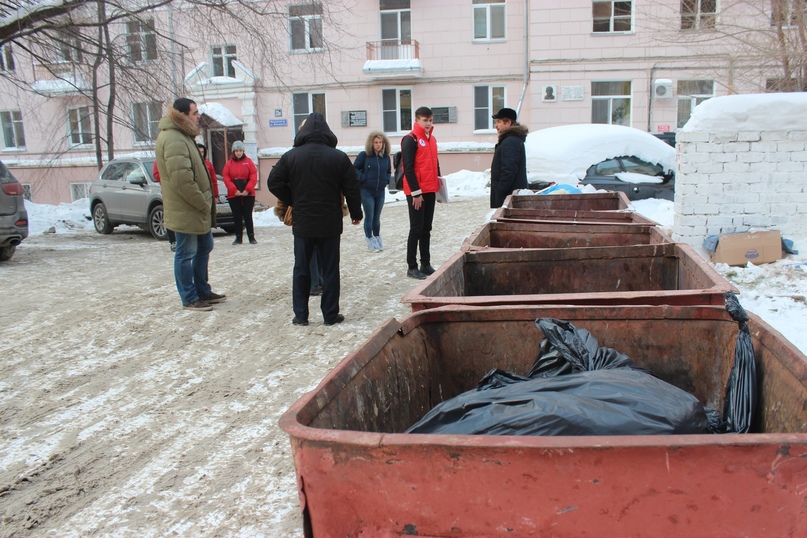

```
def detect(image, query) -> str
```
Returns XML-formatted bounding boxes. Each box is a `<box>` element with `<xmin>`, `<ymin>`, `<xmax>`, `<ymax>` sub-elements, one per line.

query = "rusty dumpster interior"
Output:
<box><xmin>465</xmin><ymin>221</ymin><xmax>672</xmax><ymax>250</ymax></box>
<box><xmin>493</xmin><ymin>207</ymin><xmax>657</xmax><ymax>226</ymax></box>
<box><xmin>414</xmin><ymin>243</ymin><xmax>730</xmax><ymax>300</ymax></box>
<box><xmin>508</xmin><ymin>192</ymin><xmax>630</xmax><ymax>211</ymax></box>
<box><xmin>300</xmin><ymin>307</ymin><xmax>807</xmax><ymax>437</ymax></box>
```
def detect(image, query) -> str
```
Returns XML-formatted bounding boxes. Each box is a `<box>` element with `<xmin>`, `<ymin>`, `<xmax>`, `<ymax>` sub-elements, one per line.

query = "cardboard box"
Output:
<box><xmin>711</xmin><ymin>230</ymin><xmax>782</xmax><ymax>266</ymax></box>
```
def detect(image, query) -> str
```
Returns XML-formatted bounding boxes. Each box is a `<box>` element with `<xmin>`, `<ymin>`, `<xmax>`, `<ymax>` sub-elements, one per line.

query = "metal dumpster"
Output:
<box><xmin>461</xmin><ymin>220</ymin><xmax>672</xmax><ymax>251</ymax></box>
<box><xmin>490</xmin><ymin>205</ymin><xmax>658</xmax><ymax>226</ymax></box>
<box><xmin>502</xmin><ymin>191</ymin><xmax>632</xmax><ymax>211</ymax></box>
<box><xmin>403</xmin><ymin>243</ymin><xmax>732</xmax><ymax>311</ymax></box>
<box><xmin>279</xmin><ymin>305</ymin><xmax>807</xmax><ymax>538</ymax></box>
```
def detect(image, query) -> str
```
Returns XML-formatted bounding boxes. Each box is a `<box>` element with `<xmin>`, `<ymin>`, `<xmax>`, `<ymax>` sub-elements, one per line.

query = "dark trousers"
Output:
<box><xmin>292</xmin><ymin>235</ymin><xmax>341</xmax><ymax>323</ymax></box>
<box><xmin>310</xmin><ymin>250</ymin><xmax>323</xmax><ymax>291</ymax></box>
<box><xmin>406</xmin><ymin>192</ymin><xmax>436</xmax><ymax>269</ymax></box>
<box><xmin>167</xmin><ymin>229</ymin><xmax>176</xmax><ymax>243</ymax></box>
<box><xmin>228</xmin><ymin>196</ymin><xmax>255</xmax><ymax>240</ymax></box>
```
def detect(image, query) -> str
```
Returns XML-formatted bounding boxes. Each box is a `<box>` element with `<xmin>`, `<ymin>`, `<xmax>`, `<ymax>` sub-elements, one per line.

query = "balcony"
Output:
<box><xmin>31</xmin><ymin>62</ymin><xmax>91</xmax><ymax>97</ymax></box>
<box><xmin>363</xmin><ymin>39</ymin><xmax>424</xmax><ymax>79</ymax></box>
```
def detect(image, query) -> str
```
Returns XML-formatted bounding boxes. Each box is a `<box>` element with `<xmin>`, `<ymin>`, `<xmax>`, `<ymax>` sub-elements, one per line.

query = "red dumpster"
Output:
<box><xmin>502</xmin><ymin>191</ymin><xmax>632</xmax><ymax>211</ymax></box>
<box><xmin>279</xmin><ymin>305</ymin><xmax>807</xmax><ymax>538</ymax></box>
<box><xmin>490</xmin><ymin>205</ymin><xmax>659</xmax><ymax>226</ymax></box>
<box><xmin>403</xmin><ymin>243</ymin><xmax>732</xmax><ymax>311</ymax></box>
<box><xmin>461</xmin><ymin>220</ymin><xmax>672</xmax><ymax>251</ymax></box>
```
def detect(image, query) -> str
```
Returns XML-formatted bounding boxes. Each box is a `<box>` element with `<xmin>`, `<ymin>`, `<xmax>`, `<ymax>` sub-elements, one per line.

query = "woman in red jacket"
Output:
<box><xmin>222</xmin><ymin>140</ymin><xmax>258</xmax><ymax>245</ymax></box>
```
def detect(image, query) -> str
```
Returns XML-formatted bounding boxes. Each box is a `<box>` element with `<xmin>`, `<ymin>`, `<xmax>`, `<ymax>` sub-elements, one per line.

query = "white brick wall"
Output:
<box><xmin>672</xmin><ymin>118</ymin><xmax>807</xmax><ymax>251</ymax></box>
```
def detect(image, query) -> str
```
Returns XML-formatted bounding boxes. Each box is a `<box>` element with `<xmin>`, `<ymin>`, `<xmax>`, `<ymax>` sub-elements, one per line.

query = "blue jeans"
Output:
<box><xmin>174</xmin><ymin>231</ymin><xmax>213</xmax><ymax>305</ymax></box>
<box><xmin>361</xmin><ymin>189</ymin><xmax>385</xmax><ymax>238</ymax></box>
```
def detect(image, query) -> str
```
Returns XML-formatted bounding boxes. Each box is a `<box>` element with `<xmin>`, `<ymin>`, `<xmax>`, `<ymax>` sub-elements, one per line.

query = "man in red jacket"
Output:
<box><xmin>401</xmin><ymin>106</ymin><xmax>441</xmax><ymax>280</ymax></box>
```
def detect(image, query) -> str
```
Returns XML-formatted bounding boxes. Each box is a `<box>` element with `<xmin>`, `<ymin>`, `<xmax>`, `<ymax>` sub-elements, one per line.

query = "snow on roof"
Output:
<box><xmin>682</xmin><ymin>92</ymin><xmax>807</xmax><ymax>132</ymax></box>
<box><xmin>363</xmin><ymin>59</ymin><xmax>424</xmax><ymax>76</ymax></box>
<box><xmin>31</xmin><ymin>76</ymin><xmax>90</xmax><ymax>96</ymax></box>
<box><xmin>525</xmin><ymin>124</ymin><xmax>676</xmax><ymax>183</ymax></box>
<box><xmin>0</xmin><ymin>0</ymin><xmax>64</xmax><ymax>26</ymax></box>
<box><xmin>198</xmin><ymin>102</ymin><xmax>242</xmax><ymax>127</ymax></box>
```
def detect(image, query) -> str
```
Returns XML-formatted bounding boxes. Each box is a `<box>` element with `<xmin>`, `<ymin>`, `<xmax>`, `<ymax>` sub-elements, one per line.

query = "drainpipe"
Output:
<box><xmin>516</xmin><ymin>0</ymin><xmax>529</xmax><ymax>116</ymax></box>
<box><xmin>168</xmin><ymin>3</ymin><xmax>177</xmax><ymax>98</ymax></box>
<box><xmin>647</xmin><ymin>64</ymin><xmax>657</xmax><ymax>132</ymax></box>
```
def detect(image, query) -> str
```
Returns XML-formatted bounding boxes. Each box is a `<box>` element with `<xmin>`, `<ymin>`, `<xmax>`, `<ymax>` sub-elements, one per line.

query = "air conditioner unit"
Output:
<box><xmin>653</xmin><ymin>79</ymin><xmax>673</xmax><ymax>99</ymax></box>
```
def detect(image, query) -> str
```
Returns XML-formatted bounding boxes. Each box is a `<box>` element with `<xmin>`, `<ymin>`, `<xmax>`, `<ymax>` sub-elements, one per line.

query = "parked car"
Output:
<box><xmin>0</xmin><ymin>160</ymin><xmax>28</xmax><ymax>261</ymax></box>
<box><xmin>526</xmin><ymin>124</ymin><xmax>677</xmax><ymax>201</ymax></box>
<box><xmin>89</xmin><ymin>157</ymin><xmax>234</xmax><ymax>240</ymax></box>
<box><xmin>583</xmin><ymin>155</ymin><xmax>675</xmax><ymax>201</ymax></box>
<box><xmin>653</xmin><ymin>131</ymin><xmax>677</xmax><ymax>148</ymax></box>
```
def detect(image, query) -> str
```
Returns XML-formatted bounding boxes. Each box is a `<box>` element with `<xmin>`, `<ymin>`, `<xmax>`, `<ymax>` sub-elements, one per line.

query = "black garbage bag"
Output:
<box><xmin>406</xmin><ymin>318</ymin><xmax>710</xmax><ymax>436</ymax></box>
<box><xmin>711</xmin><ymin>291</ymin><xmax>757</xmax><ymax>434</ymax></box>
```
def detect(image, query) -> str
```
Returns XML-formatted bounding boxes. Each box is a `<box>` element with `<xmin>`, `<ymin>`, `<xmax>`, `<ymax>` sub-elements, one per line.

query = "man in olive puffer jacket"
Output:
<box><xmin>155</xmin><ymin>98</ymin><xmax>226</xmax><ymax>311</ymax></box>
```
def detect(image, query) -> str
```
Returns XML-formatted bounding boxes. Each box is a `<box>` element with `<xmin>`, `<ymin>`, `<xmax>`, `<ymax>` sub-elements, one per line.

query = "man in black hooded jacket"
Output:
<box><xmin>490</xmin><ymin>107</ymin><xmax>529</xmax><ymax>208</ymax></box>
<box><xmin>268</xmin><ymin>113</ymin><xmax>363</xmax><ymax>326</ymax></box>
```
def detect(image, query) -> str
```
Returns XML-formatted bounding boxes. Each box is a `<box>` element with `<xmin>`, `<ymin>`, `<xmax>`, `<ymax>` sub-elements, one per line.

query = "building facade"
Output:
<box><xmin>0</xmin><ymin>0</ymin><xmax>801</xmax><ymax>205</ymax></box>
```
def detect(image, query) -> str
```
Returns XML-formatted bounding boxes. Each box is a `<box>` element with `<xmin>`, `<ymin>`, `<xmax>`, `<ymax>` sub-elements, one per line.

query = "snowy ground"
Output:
<box><xmin>1</xmin><ymin>172</ymin><xmax>806</xmax><ymax>536</ymax></box>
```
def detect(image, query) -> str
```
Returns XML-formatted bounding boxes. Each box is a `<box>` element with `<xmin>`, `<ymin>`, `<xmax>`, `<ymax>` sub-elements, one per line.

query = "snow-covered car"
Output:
<box><xmin>0</xmin><ymin>159</ymin><xmax>28</xmax><ymax>261</ymax></box>
<box><xmin>89</xmin><ymin>157</ymin><xmax>234</xmax><ymax>240</ymax></box>
<box><xmin>525</xmin><ymin>124</ymin><xmax>676</xmax><ymax>201</ymax></box>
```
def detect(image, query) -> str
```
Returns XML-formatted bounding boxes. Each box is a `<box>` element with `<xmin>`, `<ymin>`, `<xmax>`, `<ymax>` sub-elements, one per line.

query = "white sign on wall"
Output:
<box><xmin>561</xmin><ymin>85</ymin><xmax>585</xmax><ymax>101</ymax></box>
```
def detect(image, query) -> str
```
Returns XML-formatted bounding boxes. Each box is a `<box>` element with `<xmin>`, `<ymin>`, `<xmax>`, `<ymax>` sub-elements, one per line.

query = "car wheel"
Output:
<box><xmin>93</xmin><ymin>203</ymin><xmax>114</xmax><ymax>234</ymax></box>
<box><xmin>0</xmin><ymin>245</ymin><xmax>16</xmax><ymax>261</ymax></box>
<box><xmin>149</xmin><ymin>204</ymin><xmax>168</xmax><ymax>240</ymax></box>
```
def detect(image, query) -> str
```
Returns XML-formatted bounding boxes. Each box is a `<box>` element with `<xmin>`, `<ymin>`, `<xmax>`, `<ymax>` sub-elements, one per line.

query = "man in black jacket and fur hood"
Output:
<box><xmin>489</xmin><ymin>107</ymin><xmax>529</xmax><ymax>208</ymax></box>
<box><xmin>268</xmin><ymin>112</ymin><xmax>363</xmax><ymax>326</ymax></box>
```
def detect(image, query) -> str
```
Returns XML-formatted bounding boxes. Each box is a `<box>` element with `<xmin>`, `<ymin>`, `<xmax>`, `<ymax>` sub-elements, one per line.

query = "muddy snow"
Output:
<box><xmin>3</xmin><ymin>192</ymin><xmax>807</xmax><ymax>537</ymax></box>
<box><xmin>0</xmin><ymin>196</ymin><xmax>494</xmax><ymax>536</ymax></box>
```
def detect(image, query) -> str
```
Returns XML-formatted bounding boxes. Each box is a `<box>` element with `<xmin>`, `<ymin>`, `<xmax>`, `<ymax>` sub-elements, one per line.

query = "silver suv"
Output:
<box><xmin>89</xmin><ymin>157</ymin><xmax>234</xmax><ymax>240</ymax></box>
<box><xmin>0</xmin><ymin>160</ymin><xmax>28</xmax><ymax>261</ymax></box>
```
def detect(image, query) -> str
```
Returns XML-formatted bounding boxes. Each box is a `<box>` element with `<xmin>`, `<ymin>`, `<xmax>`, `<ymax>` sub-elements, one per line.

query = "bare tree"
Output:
<box><xmin>639</xmin><ymin>0</ymin><xmax>807</xmax><ymax>93</ymax></box>
<box><xmin>0</xmin><ymin>0</ymin><xmax>357</xmax><ymax>174</ymax></box>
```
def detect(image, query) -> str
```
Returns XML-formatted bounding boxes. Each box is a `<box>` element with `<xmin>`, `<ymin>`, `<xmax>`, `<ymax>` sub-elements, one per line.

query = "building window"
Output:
<box><xmin>591</xmin><ymin>81</ymin><xmax>631</xmax><ymax>126</ymax></box>
<box><xmin>57</xmin><ymin>30</ymin><xmax>83</xmax><ymax>63</ymax></box>
<box><xmin>68</xmin><ymin>106</ymin><xmax>93</xmax><ymax>146</ymax></box>
<box><xmin>474</xmin><ymin>85</ymin><xmax>505</xmax><ymax>130</ymax></box>
<box><xmin>380</xmin><ymin>0</ymin><xmax>411</xmax><ymax>47</ymax></box>
<box><xmin>70</xmin><ymin>183</ymin><xmax>92</xmax><ymax>201</ymax></box>
<box><xmin>1</xmin><ymin>44</ymin><xmax>15</xmax><ymax>72</ymax></box>
<box><xmin>1</xmin><ymin>111</ymin><xmax>26</xmax><ymax>149</ymax></box>
<box><xmin>212</xmin><ymin>45</ymin><xmax>237</xmax><ymax>77</ymax></box>
<box><xmin>132</xmin><ymin>101</ymin><xmax>162</xmax><ymax>143</ymax></box>
<box><xmin>681</xmin><ymin>0</ymin><xmax>716</xmax><ymax>30</ymax></box>
<box><xmin>677</xmin><ymin>80</ymin><xmax>714</xmax><ymax>128</ymax></box>
<box><xmin>292</xmin><ymin>92</ymin><xmax>326</xmax><ymax>132</ymax></box>
<box><xmin>766</xmin><ymin>77</ymin><xmax>807</xmax><ymax>91</ymax></box>
<box><xmin>473</xmin><ymin>0</ymin><xmax>506</xmax><ymax>40</ymax></box>
<box><xmin>290</xmin><ymin>3</ymin><xmax>324</xmax><ymax>52</ymax></box>
<box><xmin>771</xmin><ymin>0</ymin><xmax>807</xmax><ymax>26</ymax></box>
<box><xmin>382</xmin><ymin>88</ymin><xmax>412</xmax><ymax>132</ymax></box>
<box><xmin>592</xmin><ymin>1</ymin><xmax>633</xmax><ymax>33</ymax></box>
<box><xmin>126</xmin><ymin>19</ymin><xmax>157</xmax><ymax>62</ymax></box>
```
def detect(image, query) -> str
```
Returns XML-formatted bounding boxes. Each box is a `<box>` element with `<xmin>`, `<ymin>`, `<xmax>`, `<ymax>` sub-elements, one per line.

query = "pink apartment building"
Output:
<box><xmin>0</xmin><ymin>0</ymin><xmax>800</xmax><ymax>205</ymax></box>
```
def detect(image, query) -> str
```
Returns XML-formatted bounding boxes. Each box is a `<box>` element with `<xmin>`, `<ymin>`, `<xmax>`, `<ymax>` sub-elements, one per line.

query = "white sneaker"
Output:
<box><xmin>374</xmin><ymin>236</ymin><xmax>383</xmax><ymax>251</ymax></box>
<box><xmin>365</xmin><ymin>236</ymin><xmax>378</xmax><ymax>252</ymax></box>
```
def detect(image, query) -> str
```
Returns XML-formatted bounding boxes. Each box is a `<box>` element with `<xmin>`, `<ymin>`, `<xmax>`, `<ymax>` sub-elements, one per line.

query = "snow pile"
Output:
<box><xmin>682</xmin><ymin>93</ymin><xmax>807</xmax><ymax>132</ymax></box>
